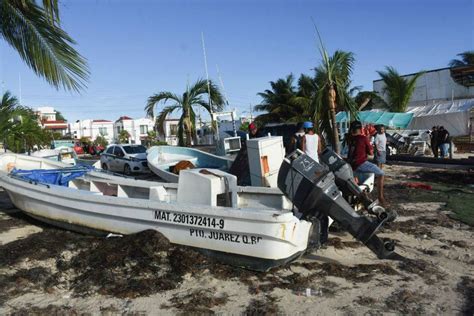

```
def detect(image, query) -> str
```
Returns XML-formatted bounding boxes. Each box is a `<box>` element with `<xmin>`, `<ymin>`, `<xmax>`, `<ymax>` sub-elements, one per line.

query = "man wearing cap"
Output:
<box><xmin>248</xmin><ymin>122</ymin><xmax>260</xmax><ymax>139</ymax></box>
<box><xmin>347</xmin><ymin>121</ymin><xmax>386</xmax><ymax>205</ymax></box>
<box><xmin>301</xmin><ymin>121</ymin><xmax>321</xmax><ymax>163</ymax></box>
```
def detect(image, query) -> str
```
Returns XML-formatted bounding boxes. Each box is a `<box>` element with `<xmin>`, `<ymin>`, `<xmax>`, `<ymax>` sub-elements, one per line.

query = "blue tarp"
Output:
<box><xmin>336</xmin><ymin>111</ymin><xmax>414</xmax><ymax>129</ymax></box>
<box><xmin>11</xmin><ymin>167</ymin><xmax>91</xmax><ymax>186</ymax></box>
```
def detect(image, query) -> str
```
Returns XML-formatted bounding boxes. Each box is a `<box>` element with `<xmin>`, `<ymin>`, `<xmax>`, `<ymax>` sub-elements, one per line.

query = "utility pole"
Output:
<box><xmin>249</xmin><ymin>103</ymin><xmax>253</xmax><ymax>121</ymax></box>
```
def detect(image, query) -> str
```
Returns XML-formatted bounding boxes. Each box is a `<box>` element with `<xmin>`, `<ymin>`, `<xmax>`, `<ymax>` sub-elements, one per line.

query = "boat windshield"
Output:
<box><xmin>123</xmin><ymin>145</ymin><xmax>147</xmax><ymax>154</ymax></box>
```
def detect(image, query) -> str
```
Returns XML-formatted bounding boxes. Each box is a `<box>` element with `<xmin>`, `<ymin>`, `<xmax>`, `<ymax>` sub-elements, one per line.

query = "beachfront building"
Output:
<box><xmin>70</xmin><ymin>119</ymin><xmax>114</xmax><ymax>143</ymax></box>
<box><xmin>373</xmin><ymin>66</ymin><xmax>474</xmax><ymax>142</ymax></box>
<box><xmin>36</xmin><ymin>106</ymin><xmax>68</xmax><ymax>136</ymax></box>
<box><xmin>158</xmin><ymin>118</ymin><xmax>180</xmax><ymax>146</ymax></box>
<box><xmin>114</xmin><ymin>116</ymin><xmax>155</xmax><ymax>145</ymax></box>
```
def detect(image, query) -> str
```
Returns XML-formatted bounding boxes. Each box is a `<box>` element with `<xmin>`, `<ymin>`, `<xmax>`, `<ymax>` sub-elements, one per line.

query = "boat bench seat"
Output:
<box><xmin>177</xmin><ymin>169</ymin><xmax>237</xmax><ymax>207</ymax></box>
<box><xmin>149</xmin><ymin>185</ymin><xmax>170</xmax><ymax>202</ymax></box>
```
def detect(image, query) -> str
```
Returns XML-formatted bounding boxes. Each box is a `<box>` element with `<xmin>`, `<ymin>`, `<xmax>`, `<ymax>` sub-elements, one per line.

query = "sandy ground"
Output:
<box><xmin>0</xmin><ymin>165</ymin><xmax>473</xmax><ymax>315</ymax></box>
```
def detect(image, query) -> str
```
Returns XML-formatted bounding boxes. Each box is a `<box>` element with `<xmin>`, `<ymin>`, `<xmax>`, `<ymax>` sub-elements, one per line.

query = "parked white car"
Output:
<box><xmin>100</xmin><ymin>144</ymin><xmax>149</xmax><ymax>175</ymax></box>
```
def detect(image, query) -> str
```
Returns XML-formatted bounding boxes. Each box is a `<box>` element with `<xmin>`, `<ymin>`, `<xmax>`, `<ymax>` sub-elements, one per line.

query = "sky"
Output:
<box><xmin>1</xmin><ymin>0</ymin><xmax>473</xmax><ymax>122</ymax></box>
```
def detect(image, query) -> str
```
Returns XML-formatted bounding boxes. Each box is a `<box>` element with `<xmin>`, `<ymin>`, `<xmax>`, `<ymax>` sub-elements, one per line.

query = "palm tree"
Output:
<box><xmin>256</xmin><ymin>74</ymin><xmax>301</xmax><ymax>124</ymax></box>
<box><xmin>1</xmin><ymin>92</ymin><xmax>46</xmax><ymax>153</ymax></box>
<box><xmin>255</xmin><ymin>74</ymin><xmax>315</xmax><ymax>125</ymax></box>
<box><xmin>1</xmin><ymin>0</ymin><xmax>89</xmax><ymax>91</ymax></box>
<box><xmin>0</xmin><ymin>91</ymin><xmax>19</xmax><ymax>140</ymax></box>
<box><xmin>313</xmin><ymin>47</ymin><xmax>357</xmax><ymax>153</ymax></box>
<box><xmin>354</xmin><ymin>90</ymin><xmax>388</xmax><ymax>111</ymax></box>
<box><xmin>145</xmin><ymin>79</ymin><xmax>224</xmax><ymax>146</ymax></box>
<box><xmin>449</xmin><ymin>51</ymin><xmax>474</xmax><ymax>67</ymax></box>
<box><xmin>118</xmin><ymin>130</ymin><xmax>130</xmax><ymax>144</ymax></box>
<box><xmin>376</xmin><ymin>66</ymin><xmax>424</xmax><ymax>113</ymax></box>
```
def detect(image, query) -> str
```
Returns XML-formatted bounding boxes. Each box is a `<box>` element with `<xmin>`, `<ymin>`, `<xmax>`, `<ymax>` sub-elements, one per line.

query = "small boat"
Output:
<box><xmin>0</xmin><ymin>166</ymin><xmax>312</xmax><ymax>271</ymax></box>
<box><xmin>0</xmin><ymin>153</ymin><xmax>124</xmax><ymax>182</ymax></box>
<box><xmin>31</xmin><ymin>146</ymin><xmax>77</xmax><ymax>165</ymax></box>
<box><xmin>147</xmin><ymin>146</ymin><xmax>233</xmax><ymax>182</ymax></box>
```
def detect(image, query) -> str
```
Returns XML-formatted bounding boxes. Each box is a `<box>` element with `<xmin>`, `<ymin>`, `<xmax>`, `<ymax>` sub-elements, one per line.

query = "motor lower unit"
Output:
<box><xmin>277</xmin><ymin>150</ymin><xmax>400</xmax><ymax>260</ymax></box>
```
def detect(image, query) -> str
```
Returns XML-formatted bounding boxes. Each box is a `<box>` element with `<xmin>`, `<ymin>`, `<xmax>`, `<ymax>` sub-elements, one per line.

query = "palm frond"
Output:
<box><xmin>449</xmin><ymin>50</ymin><xmax>474</xmax><ymax>68</ymax></box>
<box><xmin>377</xmin><ymin>66</ymin><xmax>424</xmax><ymax>112</ymax></box>
<box><xmin>0</xmin><ymin>0</ymin><xmax>89</xmax><ymax>91</ymax></box>
<box><xmin>155</xmin><ymin>104</ymin><xmax>180</xmax><ymax>134</ymax></box>
<box><xmin>145</xmin><ymin>92</ymin><xmax>181</xmax><ymax>117</ymax></box>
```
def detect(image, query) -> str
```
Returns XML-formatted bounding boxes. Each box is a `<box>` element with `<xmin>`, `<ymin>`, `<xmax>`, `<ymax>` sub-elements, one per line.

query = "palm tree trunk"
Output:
<box><xmin>328</xmin><ymin>85</ymin><xmax>340</xmax><ymax>153</ymax></box>
<box><xmin>358</xmin><ymin>97</ymin><xmax>371</xmax><ymax>111</ymax></box>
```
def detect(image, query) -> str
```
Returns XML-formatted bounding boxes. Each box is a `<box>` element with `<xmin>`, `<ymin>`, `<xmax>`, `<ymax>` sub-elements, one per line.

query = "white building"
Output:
<box><xmin>36</xmin><ymin>106</ymin><xmax>68</xmax><ymax>136</ymax></box>
<box><xmin>159</xmin><ymin>118</ymin><xmax>179</xmax><ymax>146</ymax></box>
<box><xmin>373</xmin><ymin>66</ymin><xmax>474</xmax><ymax>138</ymax></box>
<box><xmin>114</xmin><ymin>116</ymin><xmax>155</xmax><ymax>145</ymax></box>
<box><xmin>70</xmin><ymin>119</ymin><xmax>114</xmax><ymax>143</ymax></box>
<box><xmin>373</xmin><ymin>67</ymin><xmax>474</xmax><ymax>107</ymax></box>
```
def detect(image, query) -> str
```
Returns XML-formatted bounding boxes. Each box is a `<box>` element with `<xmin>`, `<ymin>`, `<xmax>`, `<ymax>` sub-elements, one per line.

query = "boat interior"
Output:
<box><xmin>69</xmin><ymin>168</ymin><xmax>292</xmax><ymax>211</ymax></box>
<box><xmin>149</xmin><ymin>146</ymin><xmax>231</xmax><ymax>172</ymax></box>
<box><xmin>1</xmin><ymin>154</ymin><xmax>292</xmax><ymax>212</ymax></box>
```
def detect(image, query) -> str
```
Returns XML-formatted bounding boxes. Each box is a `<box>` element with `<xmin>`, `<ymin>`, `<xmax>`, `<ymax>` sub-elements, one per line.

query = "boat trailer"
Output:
<box><xmin>278</xmin><ymin>149</ymin><xmax>401</xmax><ymax>260</ymax></box>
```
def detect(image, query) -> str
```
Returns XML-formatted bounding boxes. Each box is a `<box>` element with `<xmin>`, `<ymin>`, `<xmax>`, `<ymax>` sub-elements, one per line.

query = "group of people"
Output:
<box><xmin>429</xmin><ymin>126</ymin><xmax>451</xmax><ymax>158</ymax></box>
<box><xmin>287</xmin><ymin>121</ymin><xmax>387</xmax><ymax>206</ymax></box>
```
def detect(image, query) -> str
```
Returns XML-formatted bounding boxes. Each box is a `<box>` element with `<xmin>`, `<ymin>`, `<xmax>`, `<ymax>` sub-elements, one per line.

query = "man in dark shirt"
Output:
<box><xmin>437</xmin><ymin>126</ymin><xmax>450</xmax><ymax>158</ymax></box>
<box><xmin>430</xmin><ymin>126</ymin><xmax>439</xmax><ymax>158</ymax></box>
<box><xmin>347</xmin><ymin>121</ymin><xmax>386</xmax><ymax>205</ymax></box>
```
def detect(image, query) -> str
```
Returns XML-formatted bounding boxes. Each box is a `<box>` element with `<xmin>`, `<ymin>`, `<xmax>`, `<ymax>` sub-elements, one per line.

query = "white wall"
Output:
<box><xmin>114</xmin><ymin>118</ymin><xmax>154</xmax><ymax>144</ymax></box>
<box><xmin>70</xmin><ymin>120</ymin><xmax>114</xmax><ymax>143</ymax></box>
<box><xmin>374</xmin><ymin>68</ymin><xmax>474</xmax><ymax>106</ymax></box>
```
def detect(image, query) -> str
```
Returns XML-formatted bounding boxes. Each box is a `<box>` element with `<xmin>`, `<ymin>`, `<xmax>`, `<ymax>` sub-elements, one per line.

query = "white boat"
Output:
<box><xmin>147</xmin><ymin>146</ymin><xmax>234</xmax><ymax>182</ymax></box>
<box><xmin>0</xmin><ymin>165</ymin><xmax>313</xmax><ymax>271</ymax></box>
<box><xmin>31</xmin><ymin>146</ymin><xmax>77</xmax><ymax>165</ymax></box>
<box><xmin>0</xmin><ymin>153</ymin><xmax>123</xmax><ymax>182</ymax></box>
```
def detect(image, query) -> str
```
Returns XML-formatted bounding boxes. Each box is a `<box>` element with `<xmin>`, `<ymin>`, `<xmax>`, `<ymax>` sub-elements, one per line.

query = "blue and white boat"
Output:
<box><xmin>147</xmin><ymin>146</ymin><xmax>234</xmax><ymax>183</ymax></box>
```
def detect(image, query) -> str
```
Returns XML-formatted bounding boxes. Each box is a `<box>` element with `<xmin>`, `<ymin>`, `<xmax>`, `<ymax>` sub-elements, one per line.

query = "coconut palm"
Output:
<box><xmin>0</xmin><ymin>0</ymin><xmax>89</xmax><ymax>91</ymax></box>
<box><xmin>145</xmin><ymin>79</ymin><xmax>224</xmax><ymax>146</ymax></box>
<box><xmin>449</xmin><ymin>51</ymin><xmax>474</xmax><ymax>67</ymax></box>
<box><xmin>255</xmin><ymin>74</ymin><xmax>315</xmax><ymax>125</ymax></box>
<box><xmin>354</xmin><ymin>90</ymin><xmax>388</xmax><ymax>111</ymax></box>
<box><xmin>313</xmin><ymin>47</ymin><xmax>358</xmax><ymax>153</ymax></box>
<box><xmin>376</xmin><ymin>66</ymin><xmax>424</xmax><ymax>113</ymax></box>
<box><xmin>1</xmin><ymin>92</ymin><xmax>46</xmax><ymax>152</ymax></box>
<box><xmin>0</xmin><ymin>91</ymin><xmax>19</xmax><ymax>140</ymax></box>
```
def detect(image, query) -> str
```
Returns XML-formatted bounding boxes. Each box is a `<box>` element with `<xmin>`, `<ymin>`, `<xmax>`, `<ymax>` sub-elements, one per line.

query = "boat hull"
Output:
<box><xmin>1</xmin><ymin>175</ymin><xmax>311</xmax><ymax>271</ymax></box>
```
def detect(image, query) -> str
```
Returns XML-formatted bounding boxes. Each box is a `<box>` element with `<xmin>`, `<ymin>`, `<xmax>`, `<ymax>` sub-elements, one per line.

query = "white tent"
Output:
<box><xmin>407</xmin><ymin>98</ymin><xmax>474</xmax><ymax>136</ymax></box>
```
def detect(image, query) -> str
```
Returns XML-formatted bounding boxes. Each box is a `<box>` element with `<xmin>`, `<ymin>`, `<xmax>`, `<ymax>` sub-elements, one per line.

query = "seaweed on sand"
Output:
<box><xmin>64</xmin><ymin>230</ymin><xmax>184</xmax><ymax>297</ymax></box>
<box><xmin>9</xmin><ymin>305</ymin><xmax>80</xmax><ymax>316</ymax></box>
<box><xmin>385</xmin><ymin>289</ymin><xmax>428</xmax><ymax>314</ymax></box>
<box><xmin>244</xmin><ymin>295</ymin><xmax>281</xmax><ymax>316</ymax></box>
<box><xmin>457</xmin><ymin>276</ymin><xmax>474</xmax><ymax>315</ymax></box>
<box><xmin>397</xmin><ymin>258</ymin><xmax>446</xmax><ymax>284</ymax></box>
<box><xmin>0</xmin><ymin>229</ymin><xmax>94</xmax><ymax>266</ymax></box>
<box><xmin>0</xmin><ymin>267</ymin><xmax>58</xmax><ymax>305</ymax></box>
<box><xmin>161</xmin><ymin>288</ymin><xmax>229</xmax><ymax>314</ymax></box>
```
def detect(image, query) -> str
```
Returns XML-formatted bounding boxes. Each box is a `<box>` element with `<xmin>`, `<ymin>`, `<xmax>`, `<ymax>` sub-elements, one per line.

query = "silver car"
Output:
<box><xmin>100</xmin><ymin>144</ymin><xmax>149</xmax><ymax>175</ymax></box>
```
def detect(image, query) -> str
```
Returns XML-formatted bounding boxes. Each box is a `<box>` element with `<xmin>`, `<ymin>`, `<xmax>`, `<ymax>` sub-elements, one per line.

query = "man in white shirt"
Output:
<box><xmin>301</xmin><ymin>121</ymin><xmax>321</xmax><ymax>163</ymax></box>
<box><xmin>374</xmin><ymin>125</ymin><xmax>387</xmax><ymax>169</ymax></box>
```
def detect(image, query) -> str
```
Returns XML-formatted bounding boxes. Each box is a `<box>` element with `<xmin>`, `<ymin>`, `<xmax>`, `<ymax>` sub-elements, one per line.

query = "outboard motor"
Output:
<box><xmin>278</xmin><ymin>150</ymin><xmax>400</xmax><ymax>260</ymax></box>
<box><xmin>319</xmin><ymin>148</ymin><xmax>396</xmax><ymax>222</ymax></box>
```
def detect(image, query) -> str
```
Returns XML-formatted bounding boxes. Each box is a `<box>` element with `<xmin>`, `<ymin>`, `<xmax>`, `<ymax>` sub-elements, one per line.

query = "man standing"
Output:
<box><xmin>438</xmin><ymin>126</ymin><xmax>450</xmax><ymax>158</ymax></box>
<box><xmin>430</xmin><ymin>126</ymin><xmax>439</xmax><ymax>158</ymax></box>
<box><xmin>347</xmin><ymin>121</ymin><xmax>386</xmax><ymax>206</ymax></box>
<box><xmin>288</xmin><ymin>123</ymin><xmax>305</xmax><ymax>153</ymax></box>
<box><xmin>374</xmin><ymin>125</ymin><xmax>387</xmax><ymax>169</ymax></box>
<box><xmin>301</xmin><ymin>121</ymin><xmax>321</xmax><ymax>163</ymax></box>
<box><xmin>248</xmin><ymin>122</ymin><xmax>261</xmax><ymax>139</ymax></box>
